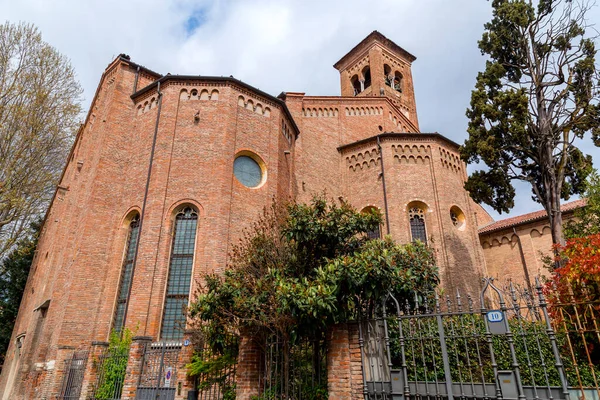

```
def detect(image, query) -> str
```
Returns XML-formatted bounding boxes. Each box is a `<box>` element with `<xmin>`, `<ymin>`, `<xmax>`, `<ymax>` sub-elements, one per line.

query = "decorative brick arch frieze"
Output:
<box><xmin>302</xmin><ymin>107</ymin><xmax>339</xmax><ymax>117</ymax></box>
<box><xmin>136</xmin><ymin>96</ymin><xmax>160</xmax><ymax>116</ymax></box>
<box><xmin>179</xmin><ymin>88</ymin><xmax>220</xmax><ymax>101</ymax></box>
<box><xmin>345</xmin><ymin>146</ymin><xmax>381</xmax><ymax>172</ymax></box>
<box><xmin>237</xmin><ymin>94</ymin><xmax>271</xmax><ymax>117</ymax></box>
<box><xmin>392</xmin><ymin>144</ymin><xmax>431</xmax><ymax>164</ymax></box>
<box><xmin>346</xmin><ymin>54</ymin><xmax>370</xmax><ymax>79</ymax></box>
<box><xmin>438</xmin><ymin>147</ymin><xmax>463</xmax><ymax>174</ymax></box>
<box><xmin>344</xmin><ymin>106</ymin><xmax>383</xmax><ymax>116</ymax></box>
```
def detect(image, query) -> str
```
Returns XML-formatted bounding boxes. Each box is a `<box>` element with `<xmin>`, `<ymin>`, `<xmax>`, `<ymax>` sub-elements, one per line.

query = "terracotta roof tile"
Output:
<box><xmin>478</xmin><ymin>199</ymin><xmax>586</xmax><ymax>235</ymax></box>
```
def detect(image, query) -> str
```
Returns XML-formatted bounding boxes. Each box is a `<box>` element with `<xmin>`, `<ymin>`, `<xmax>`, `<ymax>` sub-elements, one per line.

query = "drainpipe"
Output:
<box><xmin>122</xmin><ymin>81</ymin><xmax>162</xmax><ymax>331</ymax></box>
<box><xmin>133</xmin><ymin>66</ymin><xmax>140</xmax><ymax>94</ymax></box>
<box><xmin>377</xmin><ymin>136</ymin><xmax>391</xmax><ymax>235</ymax></box>
<box><xmin>513</xmin><ymin>227</ymin><xmax>534</xmax><ymax>295</ymax></box>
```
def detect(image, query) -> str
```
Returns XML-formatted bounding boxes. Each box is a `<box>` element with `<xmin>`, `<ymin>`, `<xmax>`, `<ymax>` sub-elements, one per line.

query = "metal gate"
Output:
<box><xmin>136</xmin><ymin>342</ymin><xmax>181</xmax><ymax>400</ymax></box>
<box><xmin>359</xmin><ymin>278</ymin><xmax>591</xmax><ymax>400</ymax></box>
<box><xmin>59</xmin><ymin>350</ymin><xmax>89</xmax><ymax>400</ymax></box>
<box><xmin>90</xmin><ymin>345</ymin><xmax>129</xmax><ymax>399</ymax></box>
<box><xmin>258</xmin><ymin>333</ymin><xmax>327</xmax><ymax>399</ymax></box>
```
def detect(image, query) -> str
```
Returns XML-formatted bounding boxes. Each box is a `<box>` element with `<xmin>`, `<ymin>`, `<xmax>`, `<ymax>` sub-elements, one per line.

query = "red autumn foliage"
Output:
<box><xmin>544</xmin><ymin>234</ymin><xmax>600</xmax><ymax>364</ymax></box>
<box><xmin>544</xmin><ymin>233</ymin><xmax>600</xmax><ymax>305</ymax></box>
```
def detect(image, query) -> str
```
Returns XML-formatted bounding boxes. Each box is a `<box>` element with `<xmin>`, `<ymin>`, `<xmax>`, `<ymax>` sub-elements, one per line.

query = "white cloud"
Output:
<box><xmin>2</xmin><ymin>0</ymin><xmax>599</xmax><ymax>221</ymax></box>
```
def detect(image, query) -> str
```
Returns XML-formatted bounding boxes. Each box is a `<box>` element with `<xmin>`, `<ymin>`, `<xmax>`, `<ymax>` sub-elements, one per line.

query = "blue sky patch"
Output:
<box><xmin>185</xmin><ymin>8</ymin><xmax>207</xmax><ymax>36</ymax></box>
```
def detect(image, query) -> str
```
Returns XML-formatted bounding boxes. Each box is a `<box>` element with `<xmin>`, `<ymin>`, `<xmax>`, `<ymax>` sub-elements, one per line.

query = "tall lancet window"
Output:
<box><xmin>113</xmin><ymin>214</ymin><xmax>140</xmax><ymax>333</ymax></box>
<box><xmin>161</xmin><ymin>207</ymin><xmax>198</xmax><ymax>341</ymax></box>
<box><xmin>409</xmin><ymin>207</ymin><xmax>427</xmax><ymax>244</ymax></box>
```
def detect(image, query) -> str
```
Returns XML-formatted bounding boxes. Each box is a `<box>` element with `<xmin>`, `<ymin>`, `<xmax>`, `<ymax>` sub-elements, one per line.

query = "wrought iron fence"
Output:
<box><xmin>136</xmin><ymin>342</ymin><xmax>181</xmax><ymax>400</ymax></box>
<box><xmin>359</xmin><ymin>278</ymin><xmax>600</xmax><ymax>400</ymax></box>
<box><xmin>194</xmin><ymin>337</ymin><xmax>238</xmax><ymax>400</ymax></box>
<box><xmin>90</xmin><ymin>345</ymin><xmax>130</xmax><ymax>399</ymax></box>
<box><xmin>546</xmin><ymin>281</ymin><xmax>600</xmax><ymax>400</ymax></box>
<box><xmin>59</xmin><ymin>350</ymin><xmax>89</xmax><ymax>400</ymax></box>
<box><xmin>258</xmin><ymin>333</ymin><xmax>327</xmax><ymax>400</ymax></box>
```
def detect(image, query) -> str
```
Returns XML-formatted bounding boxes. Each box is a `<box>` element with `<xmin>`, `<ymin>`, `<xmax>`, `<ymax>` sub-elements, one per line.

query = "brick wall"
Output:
<box><xmin>327</xmin><ymin>323</ymin><xmax>364</xmax><ymax>400</ymax></box>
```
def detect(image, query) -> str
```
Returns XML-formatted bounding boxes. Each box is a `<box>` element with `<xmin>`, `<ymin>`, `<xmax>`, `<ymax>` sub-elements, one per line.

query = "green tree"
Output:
<box><xmin>0</xmin><ymin>22</ymin><xmax>82</xmax><ymax>261</ymax></box>
<box><xmin>461</xmin><ymin>0</ymin><xmax>600</xmax><ymax>247</ymax></box>
<box><xmin>189</xmin><ymin>197</ymin><xmax>438</xmax><ymax>398</ymax></box>
<box><xmin>0</xmin><ymin>221</ymin><xmax>40</xmax><ymax>370</ymax></box>
<box><xmin>191</xmin><ymin>196</ymin><xmax>439</xmax><ymax>340</ymax></box>
<box><xmin>564</xmin><ymin>170</ymin><xmax>600</xmax><ymax>238</ymax></box>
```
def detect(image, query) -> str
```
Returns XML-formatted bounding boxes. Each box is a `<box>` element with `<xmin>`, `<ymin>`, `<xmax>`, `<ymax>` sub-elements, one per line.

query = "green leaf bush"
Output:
<box><xmin>93</xmin><ymin>328</ymin><xmax>132</xmax><ymax>399</ymax></box>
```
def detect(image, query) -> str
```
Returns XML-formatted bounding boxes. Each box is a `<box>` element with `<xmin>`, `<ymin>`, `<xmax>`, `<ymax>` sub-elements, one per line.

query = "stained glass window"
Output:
<box><xmin>113</xmin><ymin>214</ymin><xmax>140</xmax><ymax>333</ymax></box>
<box><xmin>160</xmin><ymin>207</ymin><xmax>198</xmax><ymax>341</ymax></box>
<box><xmin>409</xmin><ymin>207</ymin><xmax>427</xmax><ymax>244</ymax></box>
<box><xmin>234</xmin><ymin>156</ymin><xmax>262</xmax><ymax>188</ymax></box>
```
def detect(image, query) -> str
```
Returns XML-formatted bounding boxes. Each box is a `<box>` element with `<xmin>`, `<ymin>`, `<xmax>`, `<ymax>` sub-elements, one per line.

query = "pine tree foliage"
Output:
<box><xmin>462</xmin><ymin>0</ymin><xmax>600</xmax><ymax>246</ymax></box>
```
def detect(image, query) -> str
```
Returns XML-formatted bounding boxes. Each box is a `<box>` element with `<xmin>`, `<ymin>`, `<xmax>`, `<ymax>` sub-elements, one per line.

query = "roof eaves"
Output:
<box><xmin>337</xmin><ymin>132</ymin><xmax>460</xmax><ymax>152</ymax></box>
<box><xmin>333</xmin><ymin>31</ymin><xmax>417</xmax><ymax>70</ymax></box>
<box><xmin>131</xmin><ymin>75</ymin><xmax>300</xmax><ymax>138</ymax></box>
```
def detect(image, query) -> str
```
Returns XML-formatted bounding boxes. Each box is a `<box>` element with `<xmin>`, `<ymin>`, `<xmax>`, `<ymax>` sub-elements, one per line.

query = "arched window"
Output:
<box><xmin>362</xmin><ymin>66</ymin><xmax>371</xmax><ymax>90</ymax></box>
<box><xmin>384</xmin><ymin>64</ymin><xmax>392</xmax><ymax>87</ymax></box>
<box><xmin>409</xmin><ymin>207</ymin><xmax>427</xmax><ymax>244</ymax></box>
<box><xmin>160</xmin><ymin>206</ymin><xmax>198</xmax><ymax>340</ymax></box>
<box><xmin>351</xmin><ymin>74</ymin><xmax>361</xmax><ymax>96</ymax></box>
<box><xmin>394</xmin><ymin>72</ymin><xmax>403</xmax><ymax>92</ymax></box>
<box><xmin>362</xmin><ymin>206</ymin><xmax>381</xmax><ymax>239</ymax></box>
<box><xmin>113</xmin><ymin>214</ymin><xmax>140</xmax><ymax>333</ymax></box>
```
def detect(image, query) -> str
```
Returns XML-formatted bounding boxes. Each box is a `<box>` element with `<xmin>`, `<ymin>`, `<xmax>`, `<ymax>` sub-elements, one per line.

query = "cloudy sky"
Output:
<box><xmin>2</xmin><ymin>0</ymin><xmax>599</xmax><ymax>221</ymax></box>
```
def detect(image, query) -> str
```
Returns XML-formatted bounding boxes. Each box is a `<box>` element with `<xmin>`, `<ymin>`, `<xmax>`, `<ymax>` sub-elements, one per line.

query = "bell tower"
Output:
<box><xmin>333</xmin><ymin>31</ymin><xmax>419</xmax><ymax>129</ymax></box>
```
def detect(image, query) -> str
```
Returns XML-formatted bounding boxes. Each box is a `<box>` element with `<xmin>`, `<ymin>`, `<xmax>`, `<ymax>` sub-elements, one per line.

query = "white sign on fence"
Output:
<box><xmin>164</xmin><ymin>367</ymin><xmax>173</xmax><ymax>388</ymax></box>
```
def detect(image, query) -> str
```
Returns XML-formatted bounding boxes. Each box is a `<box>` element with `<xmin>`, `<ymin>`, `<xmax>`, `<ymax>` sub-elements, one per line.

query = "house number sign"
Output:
<box><xmin>486</xmin><ymin>310</ymin><xmax>508</xmax><ymax>335</ymax></box>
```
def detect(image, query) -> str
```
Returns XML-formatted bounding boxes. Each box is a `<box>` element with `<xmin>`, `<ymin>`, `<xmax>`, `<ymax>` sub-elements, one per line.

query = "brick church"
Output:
<box><xmin>0</xmin><ymin>31</ymin><xmax>557</xmax><ymax>399</ymax></box>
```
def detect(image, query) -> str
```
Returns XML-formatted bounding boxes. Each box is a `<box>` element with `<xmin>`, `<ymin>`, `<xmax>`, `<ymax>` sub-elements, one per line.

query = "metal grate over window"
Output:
<box><xmin>113</xmin><ymin>215</ymin><xmax>140</xmax><ymax>333</ymax></box>
<box><xmin>160</xmin><ymin>207</ymin><xmax>198</xmax><ymax>341</ymax></box>
<box><xmin>366</xmin><ymin>225</ymin><xmax>381</xmax><ymax>240</ymax></box>
<box><xmin>409</xmin><ymin>207</ymin><xmax>427</xmax><ymax>245</ymax></box>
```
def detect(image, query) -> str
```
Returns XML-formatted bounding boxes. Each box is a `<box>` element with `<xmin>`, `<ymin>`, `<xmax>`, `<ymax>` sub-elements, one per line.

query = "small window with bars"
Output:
<box><xmin>409</xmin><ymin>207</ymin><xmax>427</xmax><ymax>245</ymax></box>
<box><xmin>113</xmin><ymin>214</ymin><xmax>140</xmax><ymax>333</ymax></box>
<box><xmin>160</xmin><ymin>207</ymin><xmax>198</xmax><ymax>341</ymax></box>
<box><xmin>361</xmin><ymin>206</ymin><xmax>382</xmax><ymax>240</ymax></box>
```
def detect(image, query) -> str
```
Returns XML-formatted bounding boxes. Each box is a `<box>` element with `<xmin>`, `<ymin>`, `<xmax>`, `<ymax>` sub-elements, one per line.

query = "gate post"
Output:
<box><xmin>81</xmin><ymin>341</ymin><xmax>108</xmax><ymax>399</ymax></box>
<box><xmin>327</xmin><ymin>322</ymin><xmax>363</xmax><ymax>400</ymax></box>
<box><xmin>236</xmin><ymin>328</ymin><xmax>262</xmax><ymax>400</ymax></box>
<box><xmin>50</xmin><ymin>345</ymin><xmax>75</xmax><ymax>399</ymax></box>
<box><xmin>121</xmin><ymin>335</ymin><xmax>152</xmax><ymax>400</ymax></box>
<box><xmin>175</xmin><ymin>330</ymin><xmax>195</xmax><ymax>400</ymax></box>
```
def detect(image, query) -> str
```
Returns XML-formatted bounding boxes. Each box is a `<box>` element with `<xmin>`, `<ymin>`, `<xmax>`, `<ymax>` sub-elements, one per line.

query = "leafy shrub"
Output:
<box><xmin>93</xmin><ymin>329</ymin><xmax>132</xmax><ymax>399</ymax></box>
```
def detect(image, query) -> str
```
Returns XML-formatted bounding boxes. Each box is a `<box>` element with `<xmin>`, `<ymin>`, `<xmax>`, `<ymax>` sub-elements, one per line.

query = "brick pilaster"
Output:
<box><xmin>121</xmin><ymin>336</ymin><xmax>152</xmax><ymax>400</ymax></box>
<box><xmin>81</xmin><ymin>341</ymin><xmax>109</xmax><ymax>399</ymax></box>
<box><xmin>175</xmin><ymin>331</ymin><xmax>195</xmax><ymax>400</ymax></box>
<box><xmin>235</xmin><ymin>329</ymin><xmax>262</xmax><ymax>400</ymax></box>
<box><xmin>327</xmin><ymin>323</ymin><xmax>364</xmax><ymax>400</ymax></box>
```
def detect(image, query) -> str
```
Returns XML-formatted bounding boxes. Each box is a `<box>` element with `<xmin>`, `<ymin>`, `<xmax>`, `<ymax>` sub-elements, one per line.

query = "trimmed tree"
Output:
<box><xmin>461</xmin><ymin>0</ymin><xmax>600</xmax><ymax>247</ymax></box>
